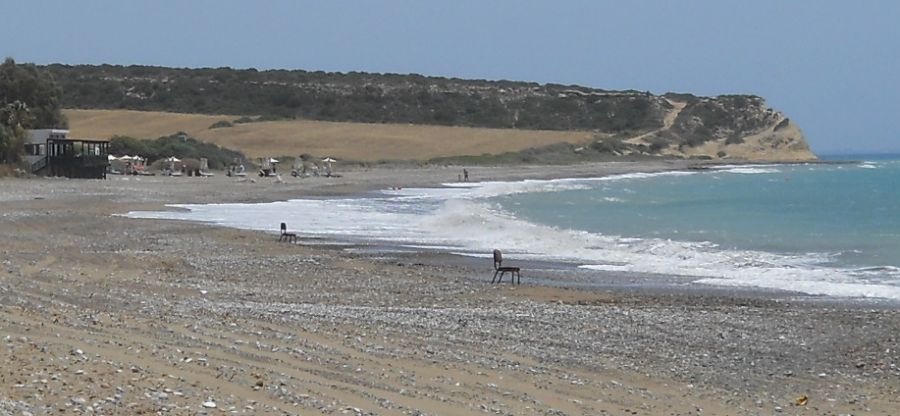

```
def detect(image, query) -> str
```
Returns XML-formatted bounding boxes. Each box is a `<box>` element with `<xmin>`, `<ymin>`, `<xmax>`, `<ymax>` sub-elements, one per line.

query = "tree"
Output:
<box><xmin>0</xmin><ymin>58</ymin><xmax>67</xmax><ymax>165</ymax></box>
<box><xmin>3</xmin><ymin>100</ymin><xmax>32</xmax><ymax>127</ymax></box>
<box><xmin>0</xmin><ymin>57</ymin><xmax>67</xmax><ymax>129</ymax></box>
<box><xmin>0</xmin><ymin>124</ymin><xmax>18</xmax><ymax>164</ymax></box>
<box><xmin>0</xmin><ymin>101</ymin><xmax>29</xmax><ymax>163</ymax></box>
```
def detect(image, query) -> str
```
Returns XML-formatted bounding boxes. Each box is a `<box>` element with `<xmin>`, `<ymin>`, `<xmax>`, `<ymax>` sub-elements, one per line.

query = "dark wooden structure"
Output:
<box><xmin>491</xmin><ymin>249</ymin><xmax>521</xmax><ymax>284</ymax></box>
<box><xmin>279</xmin><ymin>222</ymin><xmax>297</xmax><ymax>243</ymax></box>
<box><xmin>46</xmin><ymin>138</ymin><xmax>110</xmax><ymax>179</ymax></box>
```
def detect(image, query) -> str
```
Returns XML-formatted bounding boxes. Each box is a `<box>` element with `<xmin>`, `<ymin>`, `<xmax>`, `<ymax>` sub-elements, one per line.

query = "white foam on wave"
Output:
<box><xmin>126</xmin><ymin>169</ymin><xmax>900</xmax><ymax>300</ymax></box>
<box><xmin>712</xmin><ymin>164</ymin><xmax>781</xmax><ymax>170</ymax></box>
<box><xmin>694</xmin><ymin>278</ymin><xmax>900</xmax><ymax>299</ymax></box>
<box><xmin>858</xmin><ymin>162</ymin><xmax>878</xmax><ymax>169</ymax></box>
<box><xmin>419</xmin><ymin>200</ymin><xmax>900</xmax><ymax>299</ymax></box>
<box><xmin>707</xmin><ymin>164</ymin><xmax>785</xmax><ymax>175</ymax></box>
<box><xmin>719</xmin><ymin>167</ymin><xmax>781</xmax><ymax>174</ymax></box>
<box><xmin>389</xmin><ymin>170</ymin><xmax>696</xmax><ymax>201</ymax></box>
<box><xmin>579</xmin><ymin>264</ymin><xmax>632</xmax><ymax>272</ymax></box>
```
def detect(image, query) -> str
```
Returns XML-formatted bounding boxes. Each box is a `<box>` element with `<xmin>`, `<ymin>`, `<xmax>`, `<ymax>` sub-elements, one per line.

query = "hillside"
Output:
<box><xmin>64</xmin><ymin>109</ymin><xmax>594</xmax><ymax>161</ymax></box>
<box><xmin>49</xmin><ymin>64</ymin><xmax>816</xmax><ymax>161</ymax></box>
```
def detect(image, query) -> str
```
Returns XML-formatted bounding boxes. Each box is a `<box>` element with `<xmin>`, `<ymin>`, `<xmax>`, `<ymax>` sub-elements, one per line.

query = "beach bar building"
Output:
<box><xmin>24</xmin><ymin>129</ymin><xmax>110</xmax><ymax>179</ymax></box>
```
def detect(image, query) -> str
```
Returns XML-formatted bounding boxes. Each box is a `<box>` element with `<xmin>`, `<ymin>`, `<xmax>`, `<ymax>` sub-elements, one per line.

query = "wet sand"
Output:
<box><xmin>1</xmin><ymin>161</ymin><xmax>898</xmax><ymax>415</ymax></box>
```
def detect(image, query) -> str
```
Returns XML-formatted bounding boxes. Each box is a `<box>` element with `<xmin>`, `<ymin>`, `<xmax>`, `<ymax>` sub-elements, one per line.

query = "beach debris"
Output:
<box><xmin>794</xmin><ymin>395</ymin><xmax>808</xmax><ymax>406</ymax></box>
<box><xmin>202</xmin><ymin>401</ymin><xmax>217</xmax><ymax>409</ymax></box>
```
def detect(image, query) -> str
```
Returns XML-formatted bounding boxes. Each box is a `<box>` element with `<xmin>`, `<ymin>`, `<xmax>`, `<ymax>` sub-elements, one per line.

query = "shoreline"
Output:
<box><xmin>124</xmin><ymin>158</ymin><xmax>900</xmax><ymax>306</ymax></box>
<box><xmin>307</xmin><ymin>239</ymin><xmax>900</xmax><ymax>310</ymax></box>
<box><xmin>2</xmin><ymin>160</ymin><xmax>899</xmax><ymax>415</ymax></box>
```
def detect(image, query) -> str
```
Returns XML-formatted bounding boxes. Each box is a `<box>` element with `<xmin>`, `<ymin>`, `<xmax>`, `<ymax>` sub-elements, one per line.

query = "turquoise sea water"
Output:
<box><xmin>493</xmin><ymin>158</ymin><xmax>900</xmax><ymax>271</ymax></box>
<box><xmin>128</xmin><ymin>156</ymin><xmax>900</xmax><ymax>300</ymax></box>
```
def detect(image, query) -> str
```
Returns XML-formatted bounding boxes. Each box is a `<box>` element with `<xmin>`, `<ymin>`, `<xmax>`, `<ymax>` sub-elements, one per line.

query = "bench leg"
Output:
<box><xmin>491</xmin><ymin>269</ymin><xmax>500</xmax><ymax>284</ymax></box>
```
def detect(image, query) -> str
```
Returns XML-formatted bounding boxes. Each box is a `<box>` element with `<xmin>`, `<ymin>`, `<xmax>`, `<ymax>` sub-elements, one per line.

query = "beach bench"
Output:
<box><xmin>279</xmin><ymin>222</ymin><xmax>297</xmax><ymax>243</ymax></box>
<box><xmin>491</xmin><ymin>249</ymin><xmax>521</xmax><ymax>284</ymax></box>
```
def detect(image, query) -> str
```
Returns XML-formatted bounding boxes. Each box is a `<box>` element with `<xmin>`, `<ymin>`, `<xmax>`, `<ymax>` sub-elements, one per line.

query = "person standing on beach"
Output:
<box><xmin>463</xmin><ymin>169</ymin><xmax>469</xmax><ymax>182</ymax></box>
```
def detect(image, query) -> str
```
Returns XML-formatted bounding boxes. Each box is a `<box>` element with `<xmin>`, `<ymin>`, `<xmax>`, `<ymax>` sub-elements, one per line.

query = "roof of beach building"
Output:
<box><xmin>24</xmin><ymin>129</ymin><xmax>70</xmax><ymax>143</ymax></box>
<box><xmin>25</xmin><ymin>129</ymin><xmax>109</xmax><ymax>145</ymax></box>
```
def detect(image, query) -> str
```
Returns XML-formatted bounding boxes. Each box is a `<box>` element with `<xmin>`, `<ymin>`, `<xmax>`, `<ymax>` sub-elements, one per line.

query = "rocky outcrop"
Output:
<box><xmin>612</xmin><ymin>94</ymin><xmax>815</xmax><ymax>161</ymax></box>
<box><xmin>675</xmin><ymin>116</ymin><xmax>815</xmax><ymax>161</ymax></box>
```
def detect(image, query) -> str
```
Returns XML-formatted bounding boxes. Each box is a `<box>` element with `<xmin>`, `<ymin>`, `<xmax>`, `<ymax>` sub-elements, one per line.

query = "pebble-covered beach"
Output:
<box><xmin>1</xmin><ymin>162</ymin><xmax>898</xmax><ymax>415</ymax></box>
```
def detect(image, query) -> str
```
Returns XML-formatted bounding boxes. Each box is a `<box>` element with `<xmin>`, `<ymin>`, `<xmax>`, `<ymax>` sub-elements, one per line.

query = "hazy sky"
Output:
<box><xmin>4</xmin><ymin>1</ymin><xmax>898</xmax><ymax>154</ymax></box>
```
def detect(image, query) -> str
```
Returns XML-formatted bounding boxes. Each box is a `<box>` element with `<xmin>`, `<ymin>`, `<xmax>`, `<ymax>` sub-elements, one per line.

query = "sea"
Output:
<box><xmin>127</xmin><ymin>155</ymin><xmax>900</xmax><ymax>301</ymax></box>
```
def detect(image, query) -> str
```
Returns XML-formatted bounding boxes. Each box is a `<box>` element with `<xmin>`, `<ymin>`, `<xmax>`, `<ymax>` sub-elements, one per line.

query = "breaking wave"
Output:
<box><xmin>127</xmin><ymin>168</ymin><xmax>900</xmax><ymax>300</ymax></box>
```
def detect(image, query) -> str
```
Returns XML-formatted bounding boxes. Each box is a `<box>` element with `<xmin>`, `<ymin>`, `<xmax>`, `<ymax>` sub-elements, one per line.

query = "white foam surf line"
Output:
<box><xmin>423</xmin><ymin>200</ymin><xmax>900</xmax><ymax>300</ymax></box>
<box><xmin>711</xmin><ymin>164</ymin><xmax>783</xmax><ymax>170</ymax></box>
<box><xmin>125</xmin><ymin>168</ymin><xmax>900</xmax><ymax>300</ymax></box>
<box><xmin>708</xmin><ymin>163</ymin><xmax>832</xmax><ymax>175</ymax></box>
<box><xmin>133</xmin><ymin>199</ymin><xmax>900</xmax><ymax>300</ymax></box>
<box><xmin>718</xmin><ymin>167</ymin><xmax>781</xmax><ymax>174</ymax></box>
<box><xmin>371</xmin><ymin>171</ymin><xmax>700</xmax><ymax>205</ymax></box>
<box><xmin>126</xmin><ymin>170</ymin><xmax>701</xmax><ymax>258</ymax></box>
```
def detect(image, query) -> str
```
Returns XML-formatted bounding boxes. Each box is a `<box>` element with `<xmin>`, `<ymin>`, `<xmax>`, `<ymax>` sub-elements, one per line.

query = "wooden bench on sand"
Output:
<box><xmin>491</xmin><ymin>249</ymin><xmax>521</xmax><ymax>284</ymax></box>
<box><xmin>279</xmin><ymin>222</ymin><xmax>297</xmax><ymax>243</ymax></box>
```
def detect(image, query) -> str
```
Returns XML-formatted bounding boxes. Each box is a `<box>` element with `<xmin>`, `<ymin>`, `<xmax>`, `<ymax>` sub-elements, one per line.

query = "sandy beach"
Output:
<box><xmin>2</xmin><ymin>161</ymin><xmax>899</xmax><ymax>415</ymax></box>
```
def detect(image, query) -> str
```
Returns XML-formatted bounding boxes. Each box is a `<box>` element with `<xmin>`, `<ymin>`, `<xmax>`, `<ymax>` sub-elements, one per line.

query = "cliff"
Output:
<box><xmin>43</xmin><ymin>64</ymin><xmax>815</xmax><ymax>161</ymax></box>
<box><xmin>618</xmin><ymin>94</ymin><xmax>815</xmax><ymax>161</ymax></box>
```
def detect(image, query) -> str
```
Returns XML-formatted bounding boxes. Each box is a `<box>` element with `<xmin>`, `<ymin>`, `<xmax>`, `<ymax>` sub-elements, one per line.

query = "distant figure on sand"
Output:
<box><xmin>463</xmin><ymin>169</ymin><xmax>469</xmax><ymax>182</ymax></box>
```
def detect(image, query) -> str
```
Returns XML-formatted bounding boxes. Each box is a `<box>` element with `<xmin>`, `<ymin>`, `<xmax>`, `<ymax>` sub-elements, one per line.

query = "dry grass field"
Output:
<box><xmin>64</xmin><ymin>109</ymin><xmax>594</xmax><ymax>161</ymax></box>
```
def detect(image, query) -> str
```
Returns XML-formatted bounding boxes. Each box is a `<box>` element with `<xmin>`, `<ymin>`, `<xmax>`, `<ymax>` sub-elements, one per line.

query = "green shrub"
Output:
<box><xmin>109</xmin><ymin>133</ymin><xmax>246</xmax><ymax>169</ymax></box>
<box><xmin>590</xmin><ymin>138</ymin><xmax>628</xmax><ymax>154</ymax></box>
<box><xmin>208</xmin><ymin>120</ymin><xmax>233</xmax><ymax>129</ymax></box>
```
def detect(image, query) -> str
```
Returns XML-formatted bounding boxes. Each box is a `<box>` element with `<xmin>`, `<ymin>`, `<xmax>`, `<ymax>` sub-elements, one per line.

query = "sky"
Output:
<box><xmin>3</xmin><ymin>1</ymin><xmax>898</xmax><ymax>154</ymax></box>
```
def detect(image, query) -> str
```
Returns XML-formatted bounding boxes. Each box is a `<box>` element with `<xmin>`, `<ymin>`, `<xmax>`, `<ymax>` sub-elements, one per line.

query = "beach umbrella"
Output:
<box><xmin>165</xmin><ymin>156</ymin><xmax>181</xmax><ymax>163</ymax></box>
<box><xmin>322</xmin><ymin>157</ymin><xmax>336</xmax><ymax>163</ymax></box>
<box><xmin>108</xmin><ymin>155</ymin><xmax>119</xmax><ymax>161</ymax></box>
<box><xmin>267</xmin><ymin>157</ymin><xmax>279</xmax><ymax>164</ymax></box>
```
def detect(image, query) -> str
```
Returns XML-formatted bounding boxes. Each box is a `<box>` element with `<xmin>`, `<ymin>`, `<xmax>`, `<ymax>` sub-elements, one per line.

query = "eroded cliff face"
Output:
<box><xmin>676</xmin><ymin>117</ymin><xmax>815</xmax><ymax>161</ymax></box>
<box><xmin>616</xmin><ymin>94</ymin><xmax>816</xmax><ymax>161</ymax></box>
